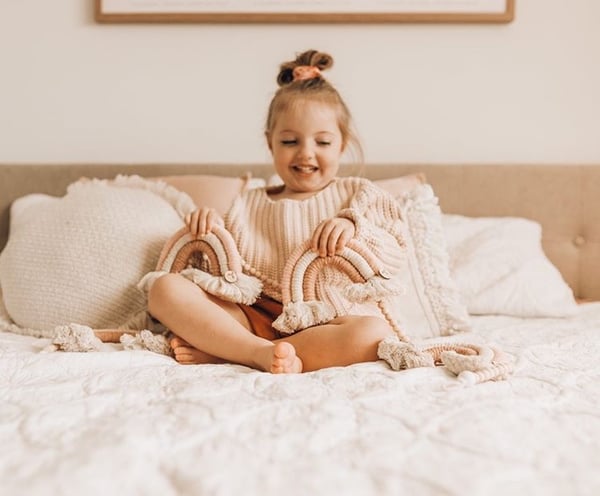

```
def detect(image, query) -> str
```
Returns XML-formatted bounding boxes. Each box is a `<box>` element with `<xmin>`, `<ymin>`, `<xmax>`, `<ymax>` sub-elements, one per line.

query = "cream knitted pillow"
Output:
<box><xmin>392</xmin><ymin>184</ymin><xmax>471</xmax><ymax>338</ymax></box>
<box><xmin>0</xmin><ymin>175</ymin><xmax>195</xmax><ymax>334</ymax></box>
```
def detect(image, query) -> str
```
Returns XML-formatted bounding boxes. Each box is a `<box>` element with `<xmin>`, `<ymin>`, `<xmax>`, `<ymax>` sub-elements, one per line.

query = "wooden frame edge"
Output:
<box><xmin>95</xmin><ymin>0</ymin><xmax>515</xmax><ymax>24</ymax></box>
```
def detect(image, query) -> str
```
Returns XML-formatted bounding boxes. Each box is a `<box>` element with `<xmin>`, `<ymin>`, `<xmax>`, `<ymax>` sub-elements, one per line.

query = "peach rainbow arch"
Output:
<box><xmin>156</xmin><ymin>225</ymin><xmax>242</xmax><ymax>280</ymax></box>
<box><xmin>280</xmin><ymin>239</ymin><xmax>391</xmax><ymax>305</ymax></box>
<box><xmin>140</xmin><ymin>224</ymin><xmax>262</xmax><ymax>306</ymax></box>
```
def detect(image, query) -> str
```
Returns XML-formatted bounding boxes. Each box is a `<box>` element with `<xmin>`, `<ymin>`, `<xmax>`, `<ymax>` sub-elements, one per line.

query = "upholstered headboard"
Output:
<box><xmin>1</xmin><ymin>163</ymin><xmax>598</xmax><ymax>300</ymax></box>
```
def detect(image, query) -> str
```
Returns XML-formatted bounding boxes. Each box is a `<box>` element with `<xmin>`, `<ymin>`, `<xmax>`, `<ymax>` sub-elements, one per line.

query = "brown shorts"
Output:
<box><xmin>238</xmin><ymin>296</ymin><xmax>284</xmax><ymax>341</ymax></box>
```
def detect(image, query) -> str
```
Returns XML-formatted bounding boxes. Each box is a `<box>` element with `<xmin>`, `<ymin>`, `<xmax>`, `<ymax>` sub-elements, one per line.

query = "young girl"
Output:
<box><xmin>148</xmin><ymin>49</ymin><xmax>405</xmax><ymax>374</ymax></box>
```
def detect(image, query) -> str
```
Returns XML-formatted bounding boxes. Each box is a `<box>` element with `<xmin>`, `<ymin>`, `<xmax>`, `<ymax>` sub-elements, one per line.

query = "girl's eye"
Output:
<box><xmin>281</xmin><ymin>140</ymin><xmax>297</xmax><ymax>146</ymax></box>
<box><xmin>317</xmin><ymin>141</ymin><xmax>331</xmax><ymax>146</ymax></box>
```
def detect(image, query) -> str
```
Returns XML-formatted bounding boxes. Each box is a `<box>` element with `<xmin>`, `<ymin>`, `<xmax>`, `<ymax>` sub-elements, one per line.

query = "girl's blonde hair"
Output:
<box><xmin>265</xmin><ymin>49</ymin><xmax>363</xmax><ymax>163</ymax></box>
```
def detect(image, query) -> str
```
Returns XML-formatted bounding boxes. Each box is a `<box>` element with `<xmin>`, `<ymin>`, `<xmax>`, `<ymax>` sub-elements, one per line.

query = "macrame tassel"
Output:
<box><xmin>273</xmin><ymin>300</ymin><xmax>336</xmax><ymax>335</ymax></box>
<box><xmin>344</xmin><ymin>275</ymin><xmax>405</xmax><ymax>303</ymax></box>
<box><xmin>377</xmin><ymin>335</ymin><xmax>514</xmax><ymax>385</ymax></box>
<box><xmin>137</xmin><ymin>268</ymin><xmax>262</xmax><ymax>306</ymax></box>
<box><xmin>45</xmin><ymin>323</ymin><xmax>172</xmax><ymax>357</ymax></box>
<box><xmin>179</xmin><ymin>268</ymin><xmax>262</xmax><ymax>305</ymax></box>
<box><xmin>442</xmin><ymin>347</ymin><xmax>514</xmax><ymax>385</ymax></box>
<box><xmin>45</xmin><ymin>323</ymin><xmax>103</xmax><ymax>353</ymax></box>
<box><xmin>120</xmin><ymin>330</ymin><xmax>172</xmax><ymax>357</ymax></box>
<box><xmin>377</xmin><ymin>336</ymin><xmax>434</xmax><ymax>370</ymax></box>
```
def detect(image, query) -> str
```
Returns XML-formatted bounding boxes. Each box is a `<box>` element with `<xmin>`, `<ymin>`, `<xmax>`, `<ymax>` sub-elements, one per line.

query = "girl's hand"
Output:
<box><xmin>311</xmin><ymin>218</ymin><xmax>356</xmax><ymax>257</ymax></box>
<box><xmin>184</xmin><ymin>207</ymin><xmax>224</xmax><ymax>238</ymax></box>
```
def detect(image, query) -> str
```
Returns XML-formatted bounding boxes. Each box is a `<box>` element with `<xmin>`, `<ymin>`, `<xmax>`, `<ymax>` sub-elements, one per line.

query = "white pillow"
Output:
<box><xmin>0</xmin><ymin>175</ymin><xmax>195</xmax><ymax>332</ymax></box>
<box><xmin>442</xmin><ymin>214</ymin><xmax>577</xmax><ymax>317</ymax></box>
<box><xmin>392</xmin><ymin>185</ymin><xmax>471</xmax><ymax>338</ymax></box>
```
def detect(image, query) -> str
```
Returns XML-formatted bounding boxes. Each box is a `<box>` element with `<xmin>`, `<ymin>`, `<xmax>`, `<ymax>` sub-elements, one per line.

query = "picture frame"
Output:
<box><xmin>95</xmin><ymin>0</ymin><xmax>515</xmax><ymax>24</ymax></box>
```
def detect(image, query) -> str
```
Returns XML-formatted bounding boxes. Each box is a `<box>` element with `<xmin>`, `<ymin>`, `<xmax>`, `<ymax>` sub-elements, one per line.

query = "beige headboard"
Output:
<box><xmin>1</xmin><ymin>163</ymin><xmax>598</xmax><ymax>300</ymax></box>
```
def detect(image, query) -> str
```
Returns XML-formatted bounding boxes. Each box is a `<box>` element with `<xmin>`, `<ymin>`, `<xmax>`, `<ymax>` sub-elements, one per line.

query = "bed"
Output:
<box><xmin>1</xmin><ymin>163</ymin><xmax>599</xmax><ymax>496</ymax></box>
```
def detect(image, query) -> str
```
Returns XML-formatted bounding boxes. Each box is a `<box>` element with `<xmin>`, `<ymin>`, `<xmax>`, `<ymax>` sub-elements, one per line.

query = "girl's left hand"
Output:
<box><xmin>311</xmin><ymin>218</ymin><xmax>356</xmax><ymax>257</ymax></box>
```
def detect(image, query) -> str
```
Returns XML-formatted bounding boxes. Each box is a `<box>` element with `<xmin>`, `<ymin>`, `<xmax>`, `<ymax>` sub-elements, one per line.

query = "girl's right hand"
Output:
<box><xmin>184</xmin><ymin>207</ymin><xmax>224</xmax><ymax>238</ymax></box>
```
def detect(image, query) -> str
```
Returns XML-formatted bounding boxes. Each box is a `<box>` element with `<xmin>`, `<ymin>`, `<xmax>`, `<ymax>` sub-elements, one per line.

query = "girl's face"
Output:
<box><xmin>267</xmin><ymin>99</ymin><xmax>344</xmax><ymax>198</ymax></box>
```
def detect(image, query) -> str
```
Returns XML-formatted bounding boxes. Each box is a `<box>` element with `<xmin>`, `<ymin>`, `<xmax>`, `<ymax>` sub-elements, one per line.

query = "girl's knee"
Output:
<box><xmin>149</xmin><ymin>272</ymin><xmax>179</xmax><ymax>296</ymax></box>
<box><xmin>148</xmin><ymin>273</ymin><xmax>211</xmax><ymax>315</ymax></box>
<box><xmin>359</xmin><ymin>316</ymin><xmax>394</xmax><ymax>340</ymax></box>
<box><xmin>147</xmin><ymin>273</ymin><xmax>184</xmax><ymax>315</ymax></box>
<box><xmin>340</xmin><ymin>316</ymin><xmax>393</xmax><ymax>362</ymax></box>
<box><xmin>338</xmin><ymin>316</ymin><xmax>393</xmax><ymax>346</ymax></box>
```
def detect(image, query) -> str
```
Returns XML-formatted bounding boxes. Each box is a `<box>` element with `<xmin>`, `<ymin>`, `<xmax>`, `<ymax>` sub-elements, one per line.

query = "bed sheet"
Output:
<box><xmin>1</xmin><ymin>304</ymin><xmax>600</xmax><ymax>496</ymax></box>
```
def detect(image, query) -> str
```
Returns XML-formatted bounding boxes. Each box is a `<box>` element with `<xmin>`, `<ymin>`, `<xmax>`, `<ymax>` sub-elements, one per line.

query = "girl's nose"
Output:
<box><xmin>297</xmin><ymin>143</ymin><xmax>315</xmax><ymax>161</ymax></box>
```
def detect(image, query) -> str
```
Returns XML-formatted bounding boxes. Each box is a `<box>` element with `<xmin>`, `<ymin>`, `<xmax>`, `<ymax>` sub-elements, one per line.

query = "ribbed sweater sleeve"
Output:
<box><xmin>337</xmin><ymin>179</ymin><xmax>406</xmax><ymax>254</ymax></box>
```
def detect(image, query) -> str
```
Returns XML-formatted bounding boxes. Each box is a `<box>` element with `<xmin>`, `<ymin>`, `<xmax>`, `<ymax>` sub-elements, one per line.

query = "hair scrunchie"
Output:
<box><xmin>292</xmin><ymin>65</ymin><xmax>321</xmax><ymax>81</ymax></box>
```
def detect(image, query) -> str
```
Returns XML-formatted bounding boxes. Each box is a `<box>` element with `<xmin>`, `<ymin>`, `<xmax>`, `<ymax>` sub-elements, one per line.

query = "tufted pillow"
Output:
<box><xmin>0</xmin><ymin>175</ymin><xmax>196</xmax><ymax>333</ymax></box>
<box><xmin>389</xmin><ymin>184</ymin><xmax>471</xmax><ymax>338</ymax></box>
<box><xmin>443</xmin><ymin>214</ymin><xmax>578</xmax><ymax>317</ymax></box>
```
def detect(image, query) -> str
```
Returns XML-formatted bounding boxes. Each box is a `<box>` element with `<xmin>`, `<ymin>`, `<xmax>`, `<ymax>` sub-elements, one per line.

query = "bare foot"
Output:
<box><xmin>268</xmin><ymin>342</ymin><xmax>303</xmax><ymax>374</ymax></box>
<box><xmin>169</xmin><ymin>336</ymin><xmax>302</xmax><ymax>373</ymax></box>
<box><xmin>169</xmin><ymin>336</ymin><xmax>224</xmax><ymax>365</ymax></box>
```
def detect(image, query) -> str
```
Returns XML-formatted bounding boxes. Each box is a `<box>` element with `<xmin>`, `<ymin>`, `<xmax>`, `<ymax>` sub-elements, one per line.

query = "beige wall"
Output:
<box><xmin>1</xmin><ymin>1</ymin><xmax>599</xmax><ymax>165</ymax></box>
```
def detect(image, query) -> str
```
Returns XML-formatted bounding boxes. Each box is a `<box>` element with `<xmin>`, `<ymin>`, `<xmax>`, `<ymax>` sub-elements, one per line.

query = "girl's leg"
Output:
<box><xmin>277</xmin><ymin>316</ymin><xmax>394</xmax><ymax>372</ymax></box>
<box><xmin>168</xmin><ymin>314</ymin><xmax>395</xmax><ymax>372</ymax></box>
<box><xmin>169</xmin><ymin>335</ymin><xmax>225</xmax><ymax>365</ymax></box>
<box><xmin>147</xmin><ymin>273</ymin><xmax>302</xmax><ymax>373</ymax></box>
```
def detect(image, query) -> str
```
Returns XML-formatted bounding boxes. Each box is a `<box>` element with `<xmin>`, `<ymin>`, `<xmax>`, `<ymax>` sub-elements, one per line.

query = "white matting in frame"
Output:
<box><xmin>95</xmin><ymin>0</ymin><xmax>515</xmax><ymax>23</ymax></box>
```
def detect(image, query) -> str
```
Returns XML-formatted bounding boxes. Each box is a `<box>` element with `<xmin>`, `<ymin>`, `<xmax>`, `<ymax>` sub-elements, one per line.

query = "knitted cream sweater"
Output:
<box><xmin>225</xmin><ymin>176</ymin><xmax>406</xmax><ymax>304</ymax></box>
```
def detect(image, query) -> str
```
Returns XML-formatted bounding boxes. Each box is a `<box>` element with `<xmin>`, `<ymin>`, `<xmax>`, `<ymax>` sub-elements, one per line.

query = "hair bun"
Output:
<box><xmin>307</xmin><ymin>51</ymin><xmax>333</xmax><ymax>71</ymax></box>
<box><xmin>277</xmin><ymin>68</ymin><xmax>295</xmax><ymax>86</ymax></box>
<box><xmin>276</xmin><ymin>49</ymin><xmax>333</xmax><ymax>87</ymax></box>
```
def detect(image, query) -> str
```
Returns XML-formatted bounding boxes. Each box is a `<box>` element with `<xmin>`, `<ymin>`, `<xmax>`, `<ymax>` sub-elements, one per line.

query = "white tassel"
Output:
<box><xmin>137</xmin><ymin>268</ymin><xmax>262</xmax><ymax>306</ymax></box>
<box><xmin>378</xmin><ymin>335</ymin><xmax>514</xmax><ymax>385</ymax></box>
<box><xmin>442</xmin><ymin>347</ymin><xmax>514</xmax><ymax>385</ymax></box>
<box><xmin>377</xmin><ymin>336</ymin><xmax>434</xmax><ymax>370</ymax></box>
<box><xmin>344</xmin><ymin>276</ymin><xmax>405</xmax><ymax>303</ymax></box>
<box><xmin>180</xmin><ymin>268</ymin><xmax>262</xmax><ymax>305</ymax></box>
<box><xmin>273</xmin><ymin>300</ymin><xmax>336</xmax><ymax>334</ymax></box>
<box><xmin>441</xmin><ymin>347</ymin><xmax>494</xmax><ymax>374</ymax></box>
<box><xmin>45</xmin><ymin>323</ymin><xmax>103</xmax><ymax>353</ymax></box>
<box><xmin>120</xmin><ymin>330</ymin><xmax>172</xmax><ymax>356</ymax></box>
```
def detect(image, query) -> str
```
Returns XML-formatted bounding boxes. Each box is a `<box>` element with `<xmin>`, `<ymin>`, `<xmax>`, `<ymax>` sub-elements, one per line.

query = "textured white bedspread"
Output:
<box><xmin>2</xmin><ymin>304</ymin><xmax>600</xmax><ymax>496</ymax></box>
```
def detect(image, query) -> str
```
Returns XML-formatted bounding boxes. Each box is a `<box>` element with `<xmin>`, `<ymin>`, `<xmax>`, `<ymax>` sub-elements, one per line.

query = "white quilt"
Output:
<box><xmin>2</xmin><ymin>304</ymin><xmax>600</xmax><ymax>496</ymax></box>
